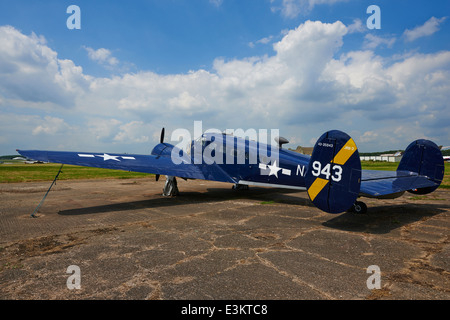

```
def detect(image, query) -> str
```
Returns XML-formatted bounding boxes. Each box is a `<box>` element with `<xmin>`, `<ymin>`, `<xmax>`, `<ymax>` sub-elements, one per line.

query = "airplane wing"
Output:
<box><xmin>360</xmin><ymin>169</ymin><xmax>440</xmax><ymax>198</ymax></box>
<box><xmin>16</xmin><ymin>149</ymin><xmax>237</xmax><ymax>184</ymax></box>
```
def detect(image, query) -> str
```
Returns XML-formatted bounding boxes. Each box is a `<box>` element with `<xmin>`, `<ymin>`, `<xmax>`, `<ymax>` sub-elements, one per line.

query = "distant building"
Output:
<box><xmin>290</xmin><ymin>146</ymin><xmax>405</xmax><ymax>162</ymax></box>
<box><xmin>360</xmin><ymin>151</ymin><xmax>403</xmax><ymax>162</ymax></box>
<box><xmin>289</xmin><ymin>146</ymin><xmax>314</xmax><ymax>156</ymax></box>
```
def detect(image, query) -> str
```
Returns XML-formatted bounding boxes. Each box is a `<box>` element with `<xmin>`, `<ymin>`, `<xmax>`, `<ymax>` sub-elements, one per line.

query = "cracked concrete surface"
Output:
<box><xmin>0</xmin><ymin>178</ymin><xmax>449</xmax><ymax>299</ymax></box>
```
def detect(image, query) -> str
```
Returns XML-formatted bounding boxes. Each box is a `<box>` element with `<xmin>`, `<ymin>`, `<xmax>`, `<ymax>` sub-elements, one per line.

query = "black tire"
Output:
<box><xmin>353</xmin><ymin>201</ymin><xmax>367</xmax><ymax>214</ymax></box>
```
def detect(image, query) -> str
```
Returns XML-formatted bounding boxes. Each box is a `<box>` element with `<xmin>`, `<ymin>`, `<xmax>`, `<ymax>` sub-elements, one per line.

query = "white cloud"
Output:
<box><xmin>32</xmin><ymin>116</ymin><xmax>71</xmax><ymax>136</ymax></box>
<box><xmin>168</xmin><ymin>91</ymin><xmax>209</xmax><ymax>112</ymax></box>
<box><xmin>363</xmin><ymin>34</ymin><xmax>396</xmax><ymax>50</ymax></box>
<box><xmin>0</xmin><ymin>26</ymin><xmax>89</xmax><ymax>107</ymax></box>
<box><xmin>359</xmin><ymin>131</ymin><xmax>378</xmax><ymax>143</ymax></box>
<box><xmin>209</xmin><ymin>0</ymin><xmax>223</xmax><ymax>7</ymax></box>
<box><xmin>272</xmin><ymin>0</ymin><xmax>349</xmax><ymax>18</ymax></box>
<box><xmin>84</xmin><ymin>46</ymin><xmax>119</xmax><ymax>66</ymax></box>
<box><xmin>403</xmin><ymin>16</ymin><xmax>447</xmax><ymax>42</ymax></box>
<box><xmin>113</xmin><ymin>121</ymin><xmax>151</xmax><ymax>143</ymax></box>
<box><xmin>347</xmin><ymin>19</ymin><xmax>365</xmax><ymax>34</ymax></box>
<box><xmin>249</xmin><ymin>35</ymin><xmax>274</xmax><ymax>48</ymax></box>
<box><xmin>279</xmin><ymin>0</ymin><xmax>303</xmax><ymax>18</ymax></box>
<box><xmin>87</xmin><ymin>118</ymin><xmax>122</xmax><ymax>141</ymax></box>
<box><xmin>1</xmin><ymin>22</ymin><xmax>450</xmax><ymax>154</ymax></box>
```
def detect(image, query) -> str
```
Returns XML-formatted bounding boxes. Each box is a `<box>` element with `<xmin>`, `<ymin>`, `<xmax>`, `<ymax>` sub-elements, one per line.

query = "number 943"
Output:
<box><xmin>311</xmin><ymin>161</ymin><xmax>343</xmax><ymax>182</ymax></box>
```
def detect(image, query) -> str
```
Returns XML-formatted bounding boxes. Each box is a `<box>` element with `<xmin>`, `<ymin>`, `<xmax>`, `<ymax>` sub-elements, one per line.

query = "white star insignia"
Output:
<box><xmin>96</xmin><ymin>153</ymin><xmax>121</xmax><ymax>161</ymax></box>
<box><xmin>267</xmin><ymin>161</ymin><xmax>282</xmax><ymax>178</ymax></box>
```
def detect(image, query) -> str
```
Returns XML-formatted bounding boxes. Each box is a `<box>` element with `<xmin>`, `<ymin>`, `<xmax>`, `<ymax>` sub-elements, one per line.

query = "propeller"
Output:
<box><xmin>156</xmin><ymin>127</ymin><xmax>165</xmax><ymax>182</ymax></box>
<box><xmin>160</xmin><ymin>127</ymin><xmax>165</xmax><ymax>143</ymax></box>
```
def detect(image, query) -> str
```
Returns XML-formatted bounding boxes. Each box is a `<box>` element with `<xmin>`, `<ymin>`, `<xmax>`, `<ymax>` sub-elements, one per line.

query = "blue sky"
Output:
<box><xmin>0</xmin><ymin>0</ymin><xmax>449</xmax><ymax>155</ymax></box>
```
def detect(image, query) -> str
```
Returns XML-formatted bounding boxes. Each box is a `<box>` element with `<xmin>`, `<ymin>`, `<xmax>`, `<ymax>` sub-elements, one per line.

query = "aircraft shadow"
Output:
<box><xmin>323</xmin><ymin>202</ymin><xmax>450</xmax><ymax>235</ymax></box>
<box><xmin>58</xmin><ymin>186</ymin><xmax>311</xmax><ymax>216</ymax></box>
<box><xmin>57</xmin><ymin>185</ymin><xmax>447</xmax><ymax>236</ymax></box>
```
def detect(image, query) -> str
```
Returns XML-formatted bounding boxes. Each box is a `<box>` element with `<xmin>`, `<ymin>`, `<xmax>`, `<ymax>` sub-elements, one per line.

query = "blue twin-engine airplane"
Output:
<box><xmin>17</xmin><ymin>129</ymin><xmax>445</xmax><ymax>214</ymax></box>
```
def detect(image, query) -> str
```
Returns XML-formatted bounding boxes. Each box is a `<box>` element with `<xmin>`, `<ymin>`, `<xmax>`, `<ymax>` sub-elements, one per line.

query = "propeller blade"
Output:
<box><xmin>160</xmin><ymin>127</ymin><xmax>165</xmax><ymax>144</ymax></box>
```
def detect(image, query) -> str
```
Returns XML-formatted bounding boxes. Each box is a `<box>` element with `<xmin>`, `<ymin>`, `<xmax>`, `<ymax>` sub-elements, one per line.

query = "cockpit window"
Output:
<box><xmin>194</xmin><ymin>135</ymin><xmax>209</xmax><ymax>148</ymax></box>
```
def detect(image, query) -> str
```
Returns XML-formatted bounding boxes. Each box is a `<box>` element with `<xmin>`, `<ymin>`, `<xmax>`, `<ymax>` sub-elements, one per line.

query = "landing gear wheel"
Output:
<box><xmin>162</xmin><ymin>176</ymin><xmax>179</xmax><ymax>197</ymax></box>
<box><xmin>351</xmin><ymin>201</ymin><xmax>367</xmax><ymax>214</ymax></box>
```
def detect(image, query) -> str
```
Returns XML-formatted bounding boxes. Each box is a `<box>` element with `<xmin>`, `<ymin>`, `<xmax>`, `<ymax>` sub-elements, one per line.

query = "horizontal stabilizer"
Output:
<box><xmin>359</xmin><ymin>138</ymin><xmax>444</xmax><ymax>198</ymax></box>
<box><xmin>360</xmin><ymin>175</ymin><xmax>439</xmax><ymax>198</ymax></box>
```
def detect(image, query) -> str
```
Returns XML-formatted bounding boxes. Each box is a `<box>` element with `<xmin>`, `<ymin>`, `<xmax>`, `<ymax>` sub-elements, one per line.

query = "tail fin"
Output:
<box><xmin>397</xmin><ymin>139</ymin><xmax>445</xmax><ymax>194</ymax></box>
<box><xmin>305</xmin><ymin>130</ymin><xmax>361</xmax><ymax>214</ymax></box>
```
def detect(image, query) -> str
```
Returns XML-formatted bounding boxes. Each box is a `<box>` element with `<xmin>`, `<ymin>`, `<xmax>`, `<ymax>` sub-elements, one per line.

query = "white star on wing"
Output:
<box><xmin>96</xmin><ymin>153</ymin><xmax>121</xmax><ymax>161</ymax></box>
<box><xmin>267</xmin><ymin>161</ymin><xmax>282</xmax><ymax>178</ymax></box>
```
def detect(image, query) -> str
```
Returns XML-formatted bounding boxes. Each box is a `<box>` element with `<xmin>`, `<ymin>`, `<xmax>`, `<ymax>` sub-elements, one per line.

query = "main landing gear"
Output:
<box><xmin>348</xmin><ymin>200</ymin><xmax>367</xmax><ymax>214</ymax></box>
<box><xmin>162</xmin><ymin>176</ymin><xmax>179</xmax><ymax>197</ymax></box>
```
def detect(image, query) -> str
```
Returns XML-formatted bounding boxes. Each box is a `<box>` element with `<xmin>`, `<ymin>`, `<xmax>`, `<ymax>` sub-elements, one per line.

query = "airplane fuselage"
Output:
<box><xmin>184</xmin><ymin>133</ymin><xmax>310</xmax><ymax>190</ymax></box>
